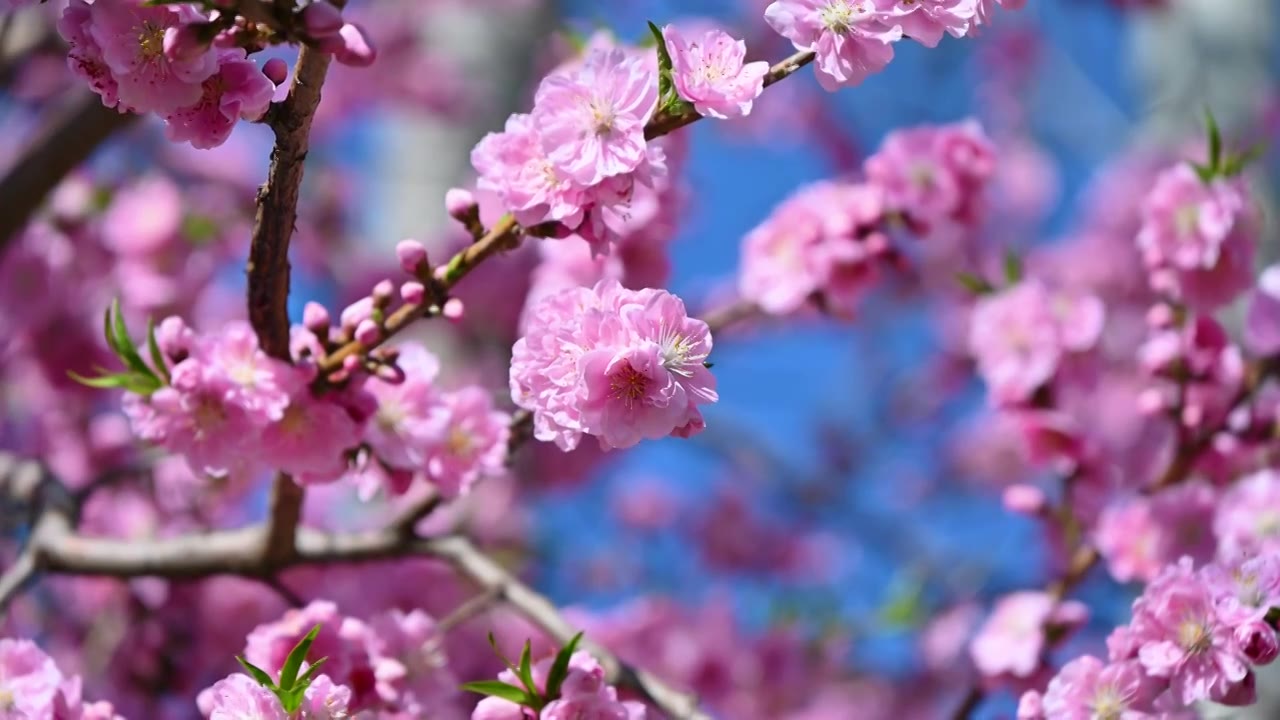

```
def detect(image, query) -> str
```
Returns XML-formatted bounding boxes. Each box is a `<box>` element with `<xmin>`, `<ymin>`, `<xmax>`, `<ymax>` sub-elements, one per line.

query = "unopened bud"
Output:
<box><xmin>301</xmin><ymin>1</ymin><xmax>344</xmax><ymax>38</ymax></box>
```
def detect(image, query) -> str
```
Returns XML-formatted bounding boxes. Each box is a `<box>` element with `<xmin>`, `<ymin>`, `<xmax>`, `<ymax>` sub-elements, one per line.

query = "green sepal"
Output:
<box><xmin>460</xmin><ymin>680</ymin><xmax>538</xmax><ymax>706</ymax></box>
<box><xmin>543</xmin><ymin>631</ymin><xmax>585</xmax><ymax>702</ymax></box>
<box><xmin>955</xmin><ymin>272</ymin><xmax>994</xmax><ymax>296</ymax></box>
<box><xmin>278</xmin><ymin>624</ymin><xmax>322</xmax><ymax>693</ymax></box>
<box><xmin>236</xmin><ymin>656</ymin><xmax>277</xmax><ymax>689</ymax></box>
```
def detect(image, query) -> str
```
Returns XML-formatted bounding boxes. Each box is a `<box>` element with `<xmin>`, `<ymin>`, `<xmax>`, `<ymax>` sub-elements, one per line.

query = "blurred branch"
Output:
<box><xmin>0</xmin><ymin>450</ymin><xmax>712</xmax><ymax>719</ymax></box>
<box><xmin>0</xmin><ymin>94</ymin><xmax>136</xmax><ymax>247</ymax></box>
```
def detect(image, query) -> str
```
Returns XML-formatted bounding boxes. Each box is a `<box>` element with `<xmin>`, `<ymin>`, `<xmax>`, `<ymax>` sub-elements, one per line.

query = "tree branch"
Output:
<box><xmin>315</xmin><ymin>49</ymin><xmax>817</xmax><ymax>377</ymax></box>
<box><xmin>0</xmin><ymin>94</ymin><xmax>137</xmax><ymax>248</ymax></box>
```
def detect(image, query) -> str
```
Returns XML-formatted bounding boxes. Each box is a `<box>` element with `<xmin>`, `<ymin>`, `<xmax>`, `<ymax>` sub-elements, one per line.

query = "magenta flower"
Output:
<box><xmin>1040</xmin><ymin>656</ymin><xmax>1158</xmax><ymax>719</ymax></box>
<box><xmin>261</xmin><ymin>394</ymin><xmax>360</xmax><ymax>485</ymax></box>
<box><xmin>86</xmin><ymin>0</ymin><xmax>219</xmax><ymax>114</ymax></box>
<box><xmin>511</xmin><ymin>280</ymin><xmax>717</xmax><ymax>451</ymax></box>
<box><xmin>204</xmin><ymin>321</ymin><xmax>302</xmax><ymax>425</ymax></box>
<box><xmin>968</xmin><ymin>280</ymin><xmax>1105</xmax><ymax>406</ymax></box>
<box><xmin>661</xmin><ymin>25</ymin><xmax>769</xmax><ymax>119</ymax></box>
<box><xmin>1245</xmin><ymin>265</ymin><xmax>1280</xmax><ymax>356</ymax></box>
<box><xmin>886</xmin><ymin>0</ymin><xmax>981</xmax><ymax>48</ymax></box>
<box><xmin>423</xmin><ymin>386</ymin><xmax>511</xmax><ymax>498</ymax></box>
<box><xmin>163</xmin><ymin>49</ymin><xmax>275</xmax><ymax>149</ymax></box>
<box><xmin>1214</xmin><ymin>470</ymin><xmax>1280</xmax><ymax>558</ymax></box>
<box><xmin>363</xmin><ymin>344</ymin><xmax>441</xmax><ymax>473</ymax></box>
<box><xmin>1130</xmin><ymin>559</ymin><xmax>1251</xmax><ymax>705</ymax></box>
<box><xmin>863</xmin><ymin>120</ymin><xmax>996</xmax><ymax>233</ymax></box>
<box><xmin>0</xmin><ymin>638</ymin><xmax>64</xmax><ymax>717</ymax></box>
<box><xmin>100</xmin><ymin>174</ymin><xmax>183</xmax><ymax>256</ymax></box>
<box><xmin>532</xmin><ymin>47</ymin><xmax>658</xmax><ymax>186</ymax></box>
<box><xmin>1094</xmin><ymin>483</ymin><xmax>1217</xmax><ymax>584</ymax></box>
<box><xmin>1136</xmin><ymin>163</ymin><xmax>1258</xmax><ymax>311</ymax></box>
<box><xmin>363</xmin><ymin>609</ymin><xmax>459</xmax><ymax>714</ymax></box>
<box><xmin>763</xmin><ymin>0</ymin><xmax>904</xmax><ymax>92</ymax></box>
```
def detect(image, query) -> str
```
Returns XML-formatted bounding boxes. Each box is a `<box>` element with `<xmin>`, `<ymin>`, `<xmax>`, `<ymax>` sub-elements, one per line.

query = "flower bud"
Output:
<box><xmin>354</xmin><ymin>319</ymin><xmax>380</xmax><ymax>346</ymax></box>
<box><xmin>303</xmin><ymin>301</ymin><xmax>330</xmax><ymax>333</ymax></box>
<box><xmin>446</xmin><ymin>187</ymin><xmax>478</xmax><ymax>221</ymax></box>
<box><xmin>396</xmin><ymin>239</ymin><xmax>429</xmax><ymax>276</ymax></box>
<box><xmin>1235</xmin><ymin>621</ymin><xmax>1279</xmax><ymax>665</ymax></box>
<box><xmin>371</xmin><ymin>279</ymin><xmax>395</xmax><ymax>308</ymax></box>
<box><xmin>442</xmin><ymin>297</ymin><xmax>465</xmax><ymax>321</ymax></box>
<box><xmin>263</xmin><ymin>57</ymin><xmax>289</xmax><ymax>86</ymax></box>
<box><xmin>1002</xmin><ymin>484</ymin><xmax>1046</xmax><ymax>515</ymax></box>
<box><xmin>400</xmin><ymin>281</ymin><xmax>426</xmax><ymax>306</ymax></box>
<box><xmin>340</xmin><ymin>297</ymin><xmax>374</xmax><ymax>330</ymax></box>
<box><xmin>301</xmin><ymin>1</ymin><xmax>344</xmax><ymax>38</ymax></box>
<box><xmin>163</xmin><ymin>24</ymin><xmax>209</xmax><ymax>64</ymax></box>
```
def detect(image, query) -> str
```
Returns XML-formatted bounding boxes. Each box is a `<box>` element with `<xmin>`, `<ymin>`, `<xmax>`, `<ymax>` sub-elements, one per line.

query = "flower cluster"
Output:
<box><xmin>764</xmin><ymin>0</ymin><xmax>1022</xmax><ymax>91</ymax></box>
<box><xmin>57</xmin><ymin>0</ymin><xmax>376</xmax><ymax>149</ymax></box>
<box><xmin>473</xmin><ymin>25</ymin><xmax>765</xmax><ymax>256</ymax></box>
<box><xmin>738</xmin><ymin>121</ymin><xmax>997</xmax><ymax>317</ymax></box>
<box><xmin>471</xmin><ymin>650</ymin><xmax>646</xmax><ymax>720</ymax></box>
<box><xmin>511</xmin><ymin>279</ymin><xmax>717</xmax><ymax>451</ymax></box>
<box><xmin>1020</xmin><ymin>553</ymin><xmax>1280</xmax><ymax>717</ymax></box>
<box><xmin>0</xmin><ymin>638</ymin><xmax>124</xmax><ymax>719</ymax></box>
<box><xmin>119</xmin><ymin>312</ymin><xmax>509</xmax><ymax>498</ymax></box>
<box><xmin>200</xmin><ymin>600</ymin><xmax>460</xmax><ymax>717</ymax></box>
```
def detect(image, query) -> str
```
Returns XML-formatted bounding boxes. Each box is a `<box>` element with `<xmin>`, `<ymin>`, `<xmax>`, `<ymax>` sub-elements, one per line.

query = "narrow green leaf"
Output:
<box><xmin>460</xmin><ymin>680</ymin><xmax>536</xmax><ymax>705</ymax></box>
<box><xmin>1002</xmin><ymin>250</ymin><xmax>1023</xmax><ymax>285</ymax></box>
<box><xmin>293</xmin><ymin>657</ymin><xmax>328</xmax><ymax>691</ymax></box>
<box><xmin>1205</xmin><ymin>107</ymin><xmax>1223</xmax><ymax>173</ymax></box>
<box><xmin>544</xmin><ymin>632</ymin><xmax>584</xmax><ymax>701</ymax></box>
<box><xmin>516</xmin><ymin>640</ymin><xmax>537</xmax><ymax>697</ymax></box>
<box><xmin>954</xmin><ymin>272</ymin><xmax>994</xmax><ymax>296</ymax></box>
<box><xmin>648</xmin><ymin>21</ymin><xmax>674</xmax><ymax>102</ymax></box>
<box><xmin>236</xmin><ymin>657</ymin><xmax>277</xmax><ymax>689</ymax></box>
<box><xmin>67</xmin><ymin>370</ymin><xmax>130</xmax><ymax>389</ymax></box>
<box><xmin>278</xmin><ymin>624</ymin><xmax>322</xmax><ymax>693</ymax></box>
<box><xmin>109</xmin><ymin>299</ymin><xmax>159</xmax><ymax>380</ymax></box>
<box><xmin>146</xmin><ymin>318</ymin><xmax>170</xmax><ymax>383</ymax></box>
<box><xmin>487</xmin><ymin>632</ymin><xmax>521</xmax><ymax>676</ymax></box>
<box><xmin>1222</xmin><ymin>143</ymin><xmax>1267</xmax><ymax>177</ymax></box>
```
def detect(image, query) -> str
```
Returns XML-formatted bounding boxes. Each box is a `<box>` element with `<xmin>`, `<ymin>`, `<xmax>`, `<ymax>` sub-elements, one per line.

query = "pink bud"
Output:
<box><xmin>155</xmin><ymin>316</ymin><xmax>194</xmax><ymax>360</ymax></box>
<box><xmin>301</xmin><ymin>1</ymin><xmax>344</xmax><ymax>37</ymax></box>
<box><xmin>372</xmin><ymin>279</ymin><xmax>395</xmax><ymax>307</ymax></box>
<box><xmin>354</xmin><ymin>319</ymin><xmax>380</xmax><ymax>346</ymax></box>
<box><xmin>401</xmin><ymin>281</ymin><xmax>426</xmax><ymax>306</ymax></box>
<box><xmin>1236</xmin><ymin>622</ymin><xmax>1279</xmax><ymax>665</ymax></box>
<box><xmin>1002</xmin><ymin>484</ymin><xmax>1046</xmax><ymax>515</ymax></box>
<box><xmin>445</xmin><ymin>187</ymin><xmax>478</xmax><ymax>221</ymax></box>
<box><xmin>163</xmin><ymin>24</ymin><xmax>208</xmax><ymax>64</ymax></box>
<box><xmin>320</xmin><ymin>22</ymin><xmax>377</xmax><ymax>68</ymax></box>
<box><xmin>263</xmin><ymin>57</ymin><xmax>289</xmax><ymax>86</ymax></box>
<box><xmin>303</xmin><ymin>301</ymin><xmax>330</xmax><ymax>332</ymax></box>
<box><xmin>1146</xmin><ymin>303</ymin><xmax>1175</xmax><ymax>329</ymax></box>
<box><xmin>396</xmin><ymin>239</ymin><xmax>429</xmax><ymax>275</ymax></box>
<box><xmin>443</xmin><ymin>297</ymin><xmax>465</xmax><ymax>321</ymax></box>
<box><xmin>342</xmin><ymin>354</ymin><xmax>361</xmax><ymax>372</ymax></box>
<box><xmin>340</xmin><ymin>297</ymin><xmax>374</xmax><ymax>330</ymax></box>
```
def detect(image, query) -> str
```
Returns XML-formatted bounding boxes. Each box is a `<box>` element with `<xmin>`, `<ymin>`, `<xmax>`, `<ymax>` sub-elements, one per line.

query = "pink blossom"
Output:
<box><xmin>261</xmin><ymin>394</ymin><xmax>360</xmax><ymax>485</ymax></box>
<box><xmin>662</xmin><ymin>25</ymin><xmax>768</xmax><ymax>119</ymax></box>
<box><xmin>967</xmin><ymin>280</ymin><xmax>1105</xmax><ymax>406</ymax></box>
<box><xmin>763</xmin><ymin>0</ymin><xmax>904</xmax><ymax>91</ymax></box>
<box><xmin>1215</xmin><ymin>470</ymin><xmax>1280</xmax><ymax>558</ymax></box>
<box><xmin>532</xmin><ymin>47</ymin><xmax>658</xmax><ymax>186</ymax></box>
<box><xmin>1245</xmin><ymin>265</ymin><xmax>1280</xmax><ymax>356</ymax></box>
<box><xmin>86</xmin><ymin>0</ymin><xmax>219</xmax><ymax>114</ymax></box>
<box><xmin>363</xmin><ymin>609</ymin><xmax>459</xmax><ymax>714</ymax></box>
<box><xmin>0</xmin><ymin>638</ymin><xmax>65</xmax><ymax>717</ymax></box>
<box><xmin>300</xmin><ymin>674</ymin><xmax>353</xmax><ymax>719</ymax></box>
<box><xmin>1130</xmin><ymin>559</ymin><xmax>1250</xmax><ymax>705</ymax></box>
<box><xmin>970</xmin><ymin>592</ymin><xmax>1088</xmax><ymax>679</ymax></box>
<box><xmin>886</xmin><ymin>0</ymin><xmax>981</xmax><ymax>48</ymax></box>
<box><xmin>58</xmin><ymin>0</ymin><xmax>124</xmax><ymax>110</ymax></box>
<box><xmin>363</xmin><ymin>344</ymin><xmax>441</xmax><ymax>474</ymax></box>
<box><xmin>511</xmin><ymin>280</ymin><xmax>717</xmax><ymax>451</ymax></box>
<box><xmin>738</xmin><ymin>181</ymin><xmax>886</xmax><ymax>316</ymax></box>
<box><xmin>163</xmin><ymin>49</ymin><xmax>275</xmax><ymax>149</ymax></box>
<box><xmin>1094</xmin><ymin>483</ymin><xmax>1218</xmax><ymax>584</ymax></box>
<box><xmin>424</xmin><ymin>386</ymin><xmax>511</xmax><ymax>498</ymax></box>
<box><xmin>243</xmin><ymin>601</ymin><xmax>370</xmax><ymax>700</ymax></box>
<box><xmin>204</xmin><ymin>321</ymin><xmax>302</xmax><ymax>424</ymax></box>
<box><xmin>100</xmin><ymin>175</ymin><xmax>183</xmax><ymax>256</ymax></box>
<box><xmin>1139</xmin><ymin>316</ymin><xmax>1244</xmax><ymax>430</ymax></box>
<box><xmin>1039</xmin><ymin>656</ymin><xmax>1158</xmax><ymax>719</ymax></box>
<box><xmin>1201</xmin><ymin>554</ymin><xmax>1280</xmax><ymax>627</ymax></box>
<box><xmin>201</xmin><ymin>673</ymin><xmax>286</xmax><ymax>720</ymax></box>
<box><xmin>863</xmin><ymin>120</ymin><xmax>996</xmax><ymax>232</ymax></box>
<box><xmin>1136</xmin><ymin>164</ymin><xmax>1258</xmax><ymax>311</ymax></box>
<box><xmin>471</xmin><ymin>112</ymin><xmax>587</xmax><ymax>228</ymax></box>
<box><xmin>468</xmin><ymin>650</ymin><xmax>642</xmax><ymax>720</ymax></box>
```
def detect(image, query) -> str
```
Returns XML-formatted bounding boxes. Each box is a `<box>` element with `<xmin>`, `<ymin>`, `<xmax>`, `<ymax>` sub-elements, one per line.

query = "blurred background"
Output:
<box><xmin>3</xmin><ymin>0</ymin><xmax>1280</xmax><ymax>718</ymax></box>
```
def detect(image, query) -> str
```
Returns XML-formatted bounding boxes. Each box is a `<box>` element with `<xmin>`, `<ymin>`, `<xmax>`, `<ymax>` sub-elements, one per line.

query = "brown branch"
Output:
<box><xmin>316</xmin><ymin>50</ymin><xmax>817</xmax><ymax>377</ymax></box>
<box><xmin>0</xmin><ymin>94</ymin><xmax>137</xmax><ymax>248</ymax></box>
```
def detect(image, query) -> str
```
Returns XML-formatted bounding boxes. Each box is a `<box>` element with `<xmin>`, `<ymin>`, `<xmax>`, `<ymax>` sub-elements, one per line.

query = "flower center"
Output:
<box><xmin>1175</xmin><ymin>204</ymin><xmax>1200</xmax><ymax>238</ymax></box>
<box><xmin>821</xmin><ymin>1</ymin><xmax>869</xmax><ymax>32</ymax></box>
<box><xmin>1255</xmin><ymin>510</ymin><xmax>1280</xmax><ymax>538</ymax></box>
<box><xmin>228</xmin><ymin>361</ymin><xmax>258</xmax><ymax>388</ymax></box>
<box><xmin>137</xmin><ymin>21</ymin><xmax>167</xmax><ymax>61</ymax></box>
<box><xmin>446</xmin><ymin>427</ymin><xmax>474</xmax><ymax>457</ymax></box>
<box><xmin>610</xmin><ymin>363</ymin><xmax>650</xmax><ymax>407</ymax></box>
<box><xmin>0</xmin><ymin>689</ymin><xmax>13</xmax><ymax>710</ymax></box>
<box><xmin>376</xmin><ymin>400</ymin><xmax>405</xmax><ymax>433</ymax></box>
<box><xmin>1177</xmin><ymin>616</ymin><xmax>1212</xmax><ymax>654</ymax></box>
<box><xmin>588</xmin><ymin>97</ymin><xmax>617</xmax><ymax>135</ymax></box>
<box><xmin>193</xmin><ymin>396</ymin><xmax>227</xmax><ymax>433</ymax></box>
<box><xmin>279</xmin><ymin>404</ymin><xmax>308</xmax><ymax>436</ymax></box>
<box><xmin>1090</xmin><ymin>683</ymin><xmax>1127</xmax><ymax>720</ymax></box>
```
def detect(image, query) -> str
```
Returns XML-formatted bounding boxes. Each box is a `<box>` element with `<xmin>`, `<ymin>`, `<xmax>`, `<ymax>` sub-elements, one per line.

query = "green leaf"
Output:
<box><xmin>544</xmin><ymin>632</ymin><xmax>584</xmax><ymax>702</ymax></box>
<box><xmin>1191</xmin><ymin>162</ymin><xmax>1217</xmax><ymax>184</ymax></box>
<box><xmin>293</xmin><ymin>656</ymin><xmax>329</xmax><ymax>691</ymax></box>
<box><xmin>1221</xmin><ymin>143</ymin><xmax>1267</xmax><ymax>177</ymax></box>
<box><xmin>67</xmin><ymin>370</ymin><xmax>161</xmax><ymax>394</ymax></box>
<box><xmin>487</xmin><ymin>632</ymin><xmax>520</xmax><ymax>676</ymax></box>
<box><xmin>278</xmin><ymin>624</ymin><xmax>322</xmax><ymax>693</ymax></box>
<box><xmin>1205</xmin><ymin>107</ymin><xmax>1223</xmax><ymax>174</ymax></box>
<box><xmin>108</xmin><ymin>299</ymin><xmax>159</xmax><ymax>380</ymax></box>
<box><xmin>146</xmin><ymin>317</ymin><xmax>169</xmax><ymax>383</ymax></box>
<box><xmin>648</xmin><ymin>21</ymin><xmax>675</xmax><ymax>104</ymax></box>
<box><xmin>516</xmin><ymin>640</ymin><xmax>537</xmax><ymax>697</ymax></box>
<box><xmin>877</xmin><ymin>574</ymin><xmax>926</xmax><ymax>629</ymax></box>
<box><xmin>236</xmin><ymin>656</ymin><xmax>277</xmax><ymax>690</ymax></box>
<box><xmin>954</xmin><ymin>272</ymin><xmax>994</xmax><ymax>296</ymax></box>
<box><xmin>1002</xmin><ymin>250</ymin><xmax>1023</xmax><ymax>285</ymax></box>
<box><xmin>460</xmin><ymin>680</ymin><xmax>537</xmax><ymax>706</ymax></box>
